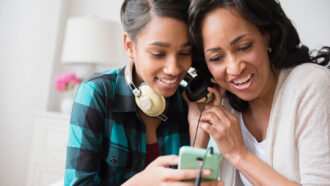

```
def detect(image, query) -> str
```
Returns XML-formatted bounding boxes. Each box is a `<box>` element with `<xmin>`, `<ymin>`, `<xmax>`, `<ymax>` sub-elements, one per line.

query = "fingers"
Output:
<box><xmin>163</xmin><ymin>168</ymin><xmax>212</xmax><ymax>181</ymax></box>
<box><xmin>202</xmin><ymin>105</ymin><xmax>236</xmax><ymax>127</ymax></box>
<box><xmin>200</xmin><ymin>180</ymin><xmax>225</xmax><ymax>186</ymax></box>
<box><xmin>207</xmin><ymin>87</ymin><xmax>222</xmax><ymax>106</ymax></box>
<box><xmin>151</xmin><ymin>155</ymin><xmax>179</xmax><ymax>167</ymax></box>
<box><xmin>165</xmin><ymin>180</ymin><xmax>224</xmax><ymax>186</ymax></box>
<box><xmin>198</xmin><ymin>106</ymin><xmax>240</xmax><ymax>141</ymax></box>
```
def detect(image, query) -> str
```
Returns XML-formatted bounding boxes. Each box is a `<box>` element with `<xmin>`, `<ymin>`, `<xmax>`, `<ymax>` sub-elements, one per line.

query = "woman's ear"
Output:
<box><xmin>123</xmin><ymin>32</ymin><xmax>134</xmax><ymax>59</ymax></box>
<box><xmin>263</xmin><ymin>32</ymin><xmax>271</xmax><ymax>49</ymax></box>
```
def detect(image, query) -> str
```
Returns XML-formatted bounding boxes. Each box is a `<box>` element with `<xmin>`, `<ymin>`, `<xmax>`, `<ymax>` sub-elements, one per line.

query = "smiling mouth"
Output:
<box><xmin>157</xmin><ymin>77</ymin><xmax>178</xmax><ymax>85</ymax></box>
<box><xmin>232</xmin><ymin>74</ymin><xmax>253</xmax><ymax>85</ymax></box>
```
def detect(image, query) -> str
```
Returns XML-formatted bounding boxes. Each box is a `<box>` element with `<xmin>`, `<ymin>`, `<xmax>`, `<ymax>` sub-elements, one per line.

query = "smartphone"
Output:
<box><xmin>178</xmin><ymin>146</ymin><xmax>221</xmax><ymax>181</ymax></box>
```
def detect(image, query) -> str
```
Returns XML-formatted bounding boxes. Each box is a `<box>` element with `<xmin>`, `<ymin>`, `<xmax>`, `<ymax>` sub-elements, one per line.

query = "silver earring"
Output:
<box><xmin>267</xmin><ymin>48</ymin><xmax>272</xmax><ymax>54</ymax></box>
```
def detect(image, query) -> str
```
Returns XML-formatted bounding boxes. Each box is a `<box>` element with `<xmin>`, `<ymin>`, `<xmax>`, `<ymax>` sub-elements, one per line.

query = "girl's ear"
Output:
<box><xmin>123</xmin><ymin>32</ymin><xmax>134</xmax><ymax>59</ymax></box>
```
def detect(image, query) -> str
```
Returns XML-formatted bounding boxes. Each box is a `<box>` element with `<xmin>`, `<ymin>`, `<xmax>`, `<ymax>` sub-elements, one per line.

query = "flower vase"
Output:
<box><xmin>60</xmin><ymin>89</ymin><xmax>75</xmax><ymax>114</ymax></box>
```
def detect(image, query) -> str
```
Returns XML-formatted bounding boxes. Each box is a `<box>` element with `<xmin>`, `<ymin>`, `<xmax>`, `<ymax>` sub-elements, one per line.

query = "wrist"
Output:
<box><xmin>227</xmin><ymin>147</ymin><xmax>250</xmax><ymax>167</ymax></box>
<box><xmin>122</xmin><ymin>172</ymin><xmax>143</xmax><ymax>186</ymax></box>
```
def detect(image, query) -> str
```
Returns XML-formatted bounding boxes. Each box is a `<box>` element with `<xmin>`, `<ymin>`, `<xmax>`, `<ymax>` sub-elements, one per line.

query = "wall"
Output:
<box><xmin>0</xmin><ymin>0</ymin><xmax>328</xmax><ymax>186</ymax></box>
<box><xmin>0</xmin><ymin>0</ymin><xmax>64</xmax><ymax>185</ymax></box>
<box><xmin>280</xmin><ymin>0</ymin><xmax>330</xmax><ymax>49</ymax></box>
<box><xmin>47</xmin><ymin>0</ymin><xmax>126</xmax><ymax>112</ymax></box>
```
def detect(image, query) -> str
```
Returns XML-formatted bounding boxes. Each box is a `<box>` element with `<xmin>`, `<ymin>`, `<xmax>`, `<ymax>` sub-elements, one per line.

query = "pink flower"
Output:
<box><xmin>55</xmin><ymin>72</ymin><xmax>81</xmax><ymax>92</ymax></box>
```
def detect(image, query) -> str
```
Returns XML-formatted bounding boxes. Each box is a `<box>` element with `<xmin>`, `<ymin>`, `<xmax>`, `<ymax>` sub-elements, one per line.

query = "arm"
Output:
<box><xmin>236</xmin><ymin>67</ymin><xmax>330</xmax><ymax>186</ymax></box>
<box><xmin>64</xmin><ymin>82</ymin><xmax>105</xmax><ymax>185</ymax></box>
<box><xmin>199</xmin><ymin>105</ymin><xmax>300</xmax><ymax>186</ymax></box>
<box><xmin>294</xmin><ymin>68</ymin><xmax>330</xmax><ymax>185</ymax></box>
<box><xmin>122</xmin><ymin>155</ymin><xmax>220</xmax><ymax>186</ymax></box>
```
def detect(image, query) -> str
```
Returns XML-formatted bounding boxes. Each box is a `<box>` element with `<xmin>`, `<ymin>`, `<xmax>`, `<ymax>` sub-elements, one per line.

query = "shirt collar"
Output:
<box><xmin>112</xmin><ymin>66</ymin><xmax>137</xmax><ymax>112</ymax></box>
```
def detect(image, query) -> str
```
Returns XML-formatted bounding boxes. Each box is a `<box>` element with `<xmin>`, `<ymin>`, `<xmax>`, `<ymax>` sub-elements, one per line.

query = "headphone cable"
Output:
<box><xmin>195</xmin><ymin>147</ymin><xmax>214</xmax><ymax>186</ymax></box>
<box><xmin>192</xmin><ymin>98</ymin><xmax>208</xmax><ymax>147</ymax></box>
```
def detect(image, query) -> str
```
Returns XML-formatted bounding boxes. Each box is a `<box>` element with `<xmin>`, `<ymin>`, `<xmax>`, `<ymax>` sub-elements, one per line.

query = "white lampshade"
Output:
<box><xmin>61</xmin><ymin>17</ymin><xmax>127</xmax><ymax>65</ymax></box>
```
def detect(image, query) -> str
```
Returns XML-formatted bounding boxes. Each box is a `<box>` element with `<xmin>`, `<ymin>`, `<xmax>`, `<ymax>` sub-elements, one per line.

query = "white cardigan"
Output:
<box><xmin>210</xmin><ymin>63</ymin><xmax>330</xmax><ymax>186</ymax></box>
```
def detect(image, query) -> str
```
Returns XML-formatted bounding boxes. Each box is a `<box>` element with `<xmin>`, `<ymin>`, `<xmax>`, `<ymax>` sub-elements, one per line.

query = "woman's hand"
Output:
<box><xmin>199</xmin><ymin>102</ymin><xmax>247</xmax><ymax>163</ymax></box>
<box><xmin>122</xmin><ymin>155</ymin><xmax>215</xmax><ymax>186</ymax></box>
<box><xmin>183</xmin><ymin>80</ymin><xmax>225</xmax><ymax>148</ymax></box>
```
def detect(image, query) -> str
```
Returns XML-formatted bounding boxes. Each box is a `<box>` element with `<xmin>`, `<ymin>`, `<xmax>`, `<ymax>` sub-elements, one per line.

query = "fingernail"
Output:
<box><xmin>203</xmin><ymin>169</ymin><xmax>212</xmax><ymax>175</ymax></box>
<box><xmin>199</xmin><ymin>124</ymin><xmax>207</xmax><ymax>129</ymax></box>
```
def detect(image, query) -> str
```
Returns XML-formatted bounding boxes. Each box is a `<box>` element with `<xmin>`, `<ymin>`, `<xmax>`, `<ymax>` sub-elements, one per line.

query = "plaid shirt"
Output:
<box><xmin>64</xmin><ymin>67</ymin><xmax>190</xmax><ymax>186</ymax></box>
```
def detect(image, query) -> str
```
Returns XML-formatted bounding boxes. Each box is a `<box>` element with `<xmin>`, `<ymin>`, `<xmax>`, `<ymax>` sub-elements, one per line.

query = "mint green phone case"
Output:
<box><xmin>178</xmin><ymin>146</ymin><xmax>221</xmax><ymax>180</ymax></box>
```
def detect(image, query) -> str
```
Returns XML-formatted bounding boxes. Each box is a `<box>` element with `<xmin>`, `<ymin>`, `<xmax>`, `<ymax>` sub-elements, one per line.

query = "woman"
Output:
<box><xmin>64</xmin><ymin>0</ymin><xmax>216</xmax><ymax>185</ymax></box>
<box><xmin>187</xmin><ymin>0</ymin><xmax>330</xmax><ymax>185</ymax></box>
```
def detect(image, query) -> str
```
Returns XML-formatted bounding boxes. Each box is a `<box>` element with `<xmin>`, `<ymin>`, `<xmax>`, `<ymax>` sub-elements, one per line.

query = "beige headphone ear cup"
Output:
<box><xmin>135</xmin><ymin>84</ymin><xmax>166</xmax><ymax>117</ymax></box>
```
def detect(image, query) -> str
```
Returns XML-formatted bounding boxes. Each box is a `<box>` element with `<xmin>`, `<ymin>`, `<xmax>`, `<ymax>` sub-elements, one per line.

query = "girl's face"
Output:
<box><xmin>124</xmin><ymin>15</ymin><xmax>192</xmax><ymax>98</ymax></box>
<box><xmin>201</xmin><ymin>7</ymin><xmax>276</xmax><ymax>102</ymax></box>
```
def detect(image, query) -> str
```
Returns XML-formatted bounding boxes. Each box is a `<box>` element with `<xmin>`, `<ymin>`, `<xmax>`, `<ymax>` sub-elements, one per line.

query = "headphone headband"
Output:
<box><xmin>125</xmin><ymin>60</ymin><xmax>142</xmax><ymax>97</ymax></box>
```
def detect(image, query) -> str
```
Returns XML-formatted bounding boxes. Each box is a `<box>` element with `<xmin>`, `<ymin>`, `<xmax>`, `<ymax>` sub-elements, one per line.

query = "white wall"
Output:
<box><xmin>280</xmin><ymin>0</ymin><xmax>330</xmax><ymax>50</ymax></box>
<box><xmin>0</xmin><ymin>0</ymin><xmax>64</xmax><ymax>185</ymax></box>
<box><xmin>0</xmin><ymin>0</ymin><xmax>328</xmax><ymax>186</ymax></box>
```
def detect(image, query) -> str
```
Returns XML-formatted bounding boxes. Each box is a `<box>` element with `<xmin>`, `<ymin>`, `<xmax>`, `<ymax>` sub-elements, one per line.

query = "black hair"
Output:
<box><xmin>121</xmin><ymin>0</ymin><xmax>190</xmax><ymax>41</ymax></box>
<box><xmin>189</xmin><ymin>0</ymin><xmax>330</xmax><ymax>112</ymax></box>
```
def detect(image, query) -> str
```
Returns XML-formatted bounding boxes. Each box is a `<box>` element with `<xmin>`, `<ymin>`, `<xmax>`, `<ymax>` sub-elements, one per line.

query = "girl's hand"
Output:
<box><xmin>122</xmin><ymin>155</ymin><xmax>213</xmax><ymax>186</ymax></box>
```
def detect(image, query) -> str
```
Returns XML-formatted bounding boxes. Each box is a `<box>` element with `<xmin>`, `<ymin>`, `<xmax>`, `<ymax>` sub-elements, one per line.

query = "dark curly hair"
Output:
<box><xmin>189</xmin><ymin>0</ymin><xmax>330</xmax><ymax>112</ymax></box>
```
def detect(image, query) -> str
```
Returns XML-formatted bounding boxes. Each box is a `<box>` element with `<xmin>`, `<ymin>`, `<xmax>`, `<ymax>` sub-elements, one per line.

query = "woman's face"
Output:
<box><xmin>125</xmin><ymin>15</ymin><xmax>192</xmax><ymax>98</ymax></box>
<box><xmin>201</xmin><ymin>7</ymin><xmax>276</xmax><ymax>101</ymax></box>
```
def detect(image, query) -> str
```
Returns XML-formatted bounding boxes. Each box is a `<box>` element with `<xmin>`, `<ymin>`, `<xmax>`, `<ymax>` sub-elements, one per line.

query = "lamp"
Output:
<box><xmin>61</xmin><ymin>17</ymin><xmax>128</xmax><ymax>78</ymax></box>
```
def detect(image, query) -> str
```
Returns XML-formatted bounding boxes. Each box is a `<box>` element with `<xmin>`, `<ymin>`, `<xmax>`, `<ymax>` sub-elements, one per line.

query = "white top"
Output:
<box><xmin>209</xmin><ymin>63</ymin><xmax>330</xmax><ymax>186</ymax></box>
<box><xmin>238</xmin><ymin>114</ymin><xmax>266</xmax><ymax>186</ymax></box>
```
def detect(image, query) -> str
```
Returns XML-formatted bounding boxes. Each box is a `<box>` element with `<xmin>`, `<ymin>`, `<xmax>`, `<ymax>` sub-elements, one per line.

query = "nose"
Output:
<box><xmin>226</xmin><ymin>55</ymin><xmax>245</xmax><ymax>75</ymax></box>
<box><xmin>163</xmin><ymin>55</ymin><xmax>182</xmax><ymax>75</ymax></box>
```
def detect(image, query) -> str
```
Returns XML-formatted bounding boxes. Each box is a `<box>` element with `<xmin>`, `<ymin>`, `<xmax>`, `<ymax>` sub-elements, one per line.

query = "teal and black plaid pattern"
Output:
<box><xmin>64</xmin><ymin>67</ymin><xmax>190</xmax><ymax>186</ymax></box>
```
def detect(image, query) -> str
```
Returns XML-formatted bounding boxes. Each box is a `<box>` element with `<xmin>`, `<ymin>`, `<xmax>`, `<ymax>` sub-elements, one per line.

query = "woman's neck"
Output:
<box><xmin>249</xmin><ymin>67</ymin><xmax>280</xmax><ymax>115</ymax></box>
<box><xmin>243</xmin><ymin>68</ymin><xmax>280</xmax><ymax>142</ymax></box>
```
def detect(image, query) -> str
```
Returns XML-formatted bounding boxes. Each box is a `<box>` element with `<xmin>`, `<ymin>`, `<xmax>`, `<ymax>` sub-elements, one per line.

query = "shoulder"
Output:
<box><xmin>284</xmin><ymin>63</ymin><xmax>329</xmax><ymax>82</ymax></box>
<box><xmin>73</xmin><ymin>67</ymin><xmax>125</xmax><ymax>107</ymax></box>
<box><xmin>279</xmin><ymin>63</ymin><xmax>330</xmax><ymax>92</ymax></box>
<box><xmin>84</xmin><ymin>67</ymin><xmax>123</xmax><ymax>89</ymax></box>
<box><xmin>78</xmin><ymin>67</ymin><xmax>124</xmax><ymax>95</ymax></box>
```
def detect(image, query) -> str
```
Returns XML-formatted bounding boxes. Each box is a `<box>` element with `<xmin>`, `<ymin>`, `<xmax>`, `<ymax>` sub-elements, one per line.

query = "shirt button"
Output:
<box><xmin>110</xmin><ymin>156</ymin><xmax>117</xmax><ymax>163</ymax></box>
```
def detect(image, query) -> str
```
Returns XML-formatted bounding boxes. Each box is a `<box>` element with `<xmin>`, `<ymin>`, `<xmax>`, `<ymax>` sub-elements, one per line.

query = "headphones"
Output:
<box><xmin>125</xmin><ymin>61</ymin><xmax>213</xmax><ymax>121</ymax></box>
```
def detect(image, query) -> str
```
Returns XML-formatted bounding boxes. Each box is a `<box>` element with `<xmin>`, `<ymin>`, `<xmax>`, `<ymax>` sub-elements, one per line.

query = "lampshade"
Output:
<box><xmin>61</xmin><ymin>17</ymin><xmax>127</xmax><ymax>65</ymax></box>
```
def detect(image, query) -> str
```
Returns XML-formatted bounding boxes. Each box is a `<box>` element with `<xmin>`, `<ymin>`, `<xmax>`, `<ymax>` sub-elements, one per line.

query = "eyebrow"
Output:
<box><xmin>230</xmin><ymin>34</ymin><xmax>249</xmax><ymax>45</ymax></box>
<box><xmin>204</xmin><ymin>34</ymin><xmax>249</xmax><ymax>54</ymax></box>
<box><xmin>149</xmin><ymin>42</ymin><xmax>191</xmax><ymax>48</ymax></box>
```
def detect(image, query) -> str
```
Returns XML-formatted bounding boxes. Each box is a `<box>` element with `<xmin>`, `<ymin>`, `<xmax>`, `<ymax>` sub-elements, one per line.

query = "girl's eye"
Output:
<box><xmin>209</xmin><ymin>55</ymin><xmax>223</xmax><ymax>62</ymax></box>
<box><xmin>179</xmin><ymin>50</ymin><xmax>192</xmax><ymax>56</ymax></box>
<box><xmin>238</xmin><ymin>42</ymin><xmax>253</xmax><ymax>51</ymax></box>
<box><xmin>150</xmin><ymin>52</ymin><xmax>165</xmax><ymax>57</ymax></box>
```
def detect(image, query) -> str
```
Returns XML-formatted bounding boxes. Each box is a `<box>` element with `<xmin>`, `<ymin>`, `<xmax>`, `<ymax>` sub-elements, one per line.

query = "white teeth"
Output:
<box><xmin>159</xmin><ymin>78</ymin><xmax>177</xmax><ymax>84</ymax></box>
<box><xmin>233</xmin><ymin>74</ymin><xmax>252</xmax><ymax>85</ymax></box>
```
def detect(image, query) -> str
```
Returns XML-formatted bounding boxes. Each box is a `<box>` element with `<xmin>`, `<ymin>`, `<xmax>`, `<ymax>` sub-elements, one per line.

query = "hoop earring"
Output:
<box><xmin>267</xmin><ymin>48</ymin><xmax>272</xmax><ymax>54</ymax></box>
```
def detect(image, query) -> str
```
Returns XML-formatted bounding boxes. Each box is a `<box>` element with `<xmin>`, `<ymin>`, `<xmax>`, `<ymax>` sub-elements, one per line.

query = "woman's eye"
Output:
<box><xmin>209</xmin><ymin>55</ymin><xmax>223</xmax><ymax>62</ymax></box>
<box><xmin>238</xmin><ymin>42</ymin><xmax>253</xmax><ymax>51</ymax></box>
